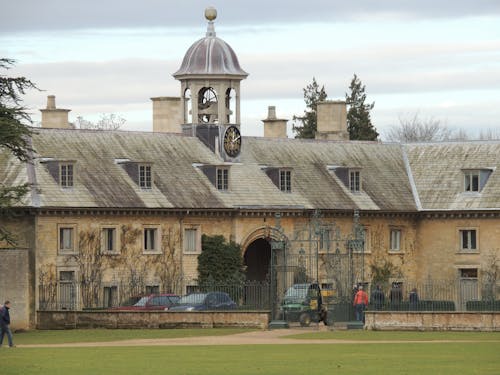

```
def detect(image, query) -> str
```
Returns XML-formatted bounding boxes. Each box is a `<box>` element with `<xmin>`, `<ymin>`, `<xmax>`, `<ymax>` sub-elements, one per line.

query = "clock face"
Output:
<box><xmin>223</xmin><ymin>126</ymin><xmax>241</xmax><ymax>157</ymax></box>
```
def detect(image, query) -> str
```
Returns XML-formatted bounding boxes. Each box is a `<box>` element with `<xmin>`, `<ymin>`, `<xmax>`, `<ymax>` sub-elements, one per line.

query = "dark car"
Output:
<box><xmin>112</xmin><ymin>294</ymin><xmax>180</xmax><ymax>311</ymax></box>
<box><xmin>169</xmin><ymin>292</ymin><xmax>237</xmax><ymax>311</ymax></box>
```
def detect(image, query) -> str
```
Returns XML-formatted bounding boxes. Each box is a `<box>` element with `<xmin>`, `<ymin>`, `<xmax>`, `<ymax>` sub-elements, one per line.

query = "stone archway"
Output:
<box><xmin>244</xmin><ymin>238</ymin><xmax>271</xmax><ymax>281</ymax></box>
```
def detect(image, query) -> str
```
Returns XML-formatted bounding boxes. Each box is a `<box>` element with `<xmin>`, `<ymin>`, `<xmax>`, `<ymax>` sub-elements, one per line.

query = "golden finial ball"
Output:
<box><xmin>205</xmin><ymin>7</ymin><xmax>217</xmax><ymax>21</ymax></box>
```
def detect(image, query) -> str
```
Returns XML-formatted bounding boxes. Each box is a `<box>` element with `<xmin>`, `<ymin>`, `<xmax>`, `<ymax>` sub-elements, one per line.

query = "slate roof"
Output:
<box><xmin>404</xmin><ymin>141</ymin><xmax>500</xmax><ymax>210</ymax></box>
<box><xmin>2</xmin><ymin>128</ymin><xmax>500</xmax><ymax>212</ymax></box>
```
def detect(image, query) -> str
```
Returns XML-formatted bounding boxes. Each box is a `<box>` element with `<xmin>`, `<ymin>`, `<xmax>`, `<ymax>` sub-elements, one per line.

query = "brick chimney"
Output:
<box><xmin>315</xmin><ymin>100</ymin><xmax>349</xmax><ymax>141</ymax></box>
<box><xmin>151</xmin><ymin>96</ymin><xmax>183</xmax><ymax>133</ymax></box>
<box><xmin>262</xmin><ymin>106</ymin><xmax>288</xmax><ymax>138</ymax></box>
<box><xmin>40</xmin><ymin>95</ymin><xmax>72</xmax><ymax>129</ymax></box>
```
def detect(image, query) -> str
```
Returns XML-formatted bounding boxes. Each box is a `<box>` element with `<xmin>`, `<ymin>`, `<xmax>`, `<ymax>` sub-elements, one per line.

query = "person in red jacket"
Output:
<box><xmin>353</xmin><ymin>286</ymin><xmax>368</xmax><ymax>323</ymax></box>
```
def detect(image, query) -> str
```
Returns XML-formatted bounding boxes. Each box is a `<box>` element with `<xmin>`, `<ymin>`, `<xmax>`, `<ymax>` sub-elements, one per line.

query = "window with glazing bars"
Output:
<box><xmin>139</xmin><ymin>165</ymin><xmax>152</xmax><ymax>189</ymax></box>
<box><xmin>279</xmin><ymin>170</ymin><xmax>291</xmax><ymax>192</ymax></box>
<box><xmin>60</xmin><ymin>164</ymin><xmax>73</xmax><ymax>188</ymax></box>
<box><xmin>217</xmin><ymin>168</ymin><xmax>228</xmax><ymax>190</ymax></box>
<box><xmin>350</xmin><ymin>170</ymin><xmax>360</xmax><ymax>192</ymax></box>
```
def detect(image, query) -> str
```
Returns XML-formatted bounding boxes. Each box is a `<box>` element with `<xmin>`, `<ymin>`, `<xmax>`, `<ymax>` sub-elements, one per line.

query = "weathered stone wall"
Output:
<box><xmin>37</xmin><ymin>310</ymin><xmax>270</xmax><ymax>330</ymax></box>
<box><xmin>417</xmin><ymin>217</ymin><xmax>500</xmax><ymax>285</ymax></box>
<box><xmin>0</xmin><ymin>249</ymin><xmax>30</xmax><ymax>330</ymax></box>
<box><xmin>365</xmin><ymin>311</ymin><xmax>500</xmax><ymax>331</ymax></box>
<box><xmin>0</xmin><ymin>215</ymin><xmax>36</xmax><ymax>329</ymax></box>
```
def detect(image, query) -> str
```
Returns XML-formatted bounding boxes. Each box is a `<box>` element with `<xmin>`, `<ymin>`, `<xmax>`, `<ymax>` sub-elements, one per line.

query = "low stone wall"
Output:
<box><xmin>37</xmin><ymin>310</ymin><xmax>270</xmax><ymax>330</ymax></box>
<box><xmin>365</xmin><ymin>311</ymin><xmax>500</xmax><ymax>331</ymax></box>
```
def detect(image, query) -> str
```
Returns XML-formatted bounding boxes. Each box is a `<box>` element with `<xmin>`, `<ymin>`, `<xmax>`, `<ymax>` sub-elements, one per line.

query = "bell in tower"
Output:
<box><xmin>173</xmin><ymin>7</ymin><xmax>248</xmax><ymax>160</ymax></box>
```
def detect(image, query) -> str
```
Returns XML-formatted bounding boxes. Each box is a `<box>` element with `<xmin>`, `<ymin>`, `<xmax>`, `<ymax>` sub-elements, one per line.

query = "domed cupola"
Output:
<box><xmin>173</xmin><ymin>10</ymin><xmax>247</xmax><ymax>78</ymax></box>
<box><xmin>173</xmin><ymin>7</ymin><xmax>247</xmax><ymax>161</ymax></box>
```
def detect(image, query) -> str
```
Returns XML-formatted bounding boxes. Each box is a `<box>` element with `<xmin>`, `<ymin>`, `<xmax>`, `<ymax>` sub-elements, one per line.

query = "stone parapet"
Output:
<box><xmin>365</xmin><ymin>311</ymin><xmax>500</xmax><ymax>331</ymax></box>
<box><xmin>37</xmin><ymin>310</ymin><xmax>270</xmax><ymax>330</ymax></box>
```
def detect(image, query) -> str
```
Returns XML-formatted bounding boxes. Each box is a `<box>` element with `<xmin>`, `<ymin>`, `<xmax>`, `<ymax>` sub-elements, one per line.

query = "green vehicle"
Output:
<box><xmin>281</xmin><ymin>283</ymin><xmax>331</xmax><ymax>326</ymax></box>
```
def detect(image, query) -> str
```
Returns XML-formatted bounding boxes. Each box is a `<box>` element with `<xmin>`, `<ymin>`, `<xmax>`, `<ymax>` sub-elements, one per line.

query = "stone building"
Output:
<box><xmin>1</xmin><ymin>8</ymin><xmax>499</xmax><ymax>329</ymax></box>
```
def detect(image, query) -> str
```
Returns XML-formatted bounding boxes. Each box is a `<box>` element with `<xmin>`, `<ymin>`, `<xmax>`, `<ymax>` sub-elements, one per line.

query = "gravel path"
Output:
<box><xmin>18</xmin><ymin>327</ymin><xmax>495</xmax><ymax>348</ymax></box>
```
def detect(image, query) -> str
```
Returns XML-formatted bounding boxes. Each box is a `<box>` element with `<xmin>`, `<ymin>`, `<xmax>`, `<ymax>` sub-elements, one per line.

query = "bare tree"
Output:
<box><xmin>156</xmin><ymin>226</ymin><xmax>182</xmax><ymax>294</ymax></box>
<box><xmin>479</xmin><ymin>128</ymin><xmax>500</xmax><ymax>140</ymax></box>
<box><xmin>74</xmin><ymin>113</ymin><xmax>125</xmax><ymax>131</ymax></box>
<box><xmin>72</xmin><ymin>229</ymin><xmax>105</xmax><ymax>308</ymax></box>
<box><xmin>386</xmin><ymin>113</ymin><xmax>454</xmax><ymax>142</ymax></box>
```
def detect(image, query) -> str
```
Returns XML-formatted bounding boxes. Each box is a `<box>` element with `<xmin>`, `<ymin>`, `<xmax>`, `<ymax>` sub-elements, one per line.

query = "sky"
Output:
<box><xmin>2</xmin><ymin>0</ymin><xmax>500</xmax><ymax>139</ymax></box>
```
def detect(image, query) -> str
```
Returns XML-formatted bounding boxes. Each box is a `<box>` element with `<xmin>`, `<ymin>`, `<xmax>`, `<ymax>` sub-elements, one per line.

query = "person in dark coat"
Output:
<box><xmin>370</xmin><ymin>285</ymin><xmax>385</xmax><ymax>310</ymax></box>
<box><xmin>409</xmin><ymin>288</ymin><xmax>419</xmax><ymax>310</ymax></box>
<box><xmin>390</xmin><ymin>283</ymin><xmax>403</xmax><ymax>309</ymax></box>
<box><xmin>0</xmin><ymin>301</ymin><xmax>14</xmax><ymax>347</ymax></box>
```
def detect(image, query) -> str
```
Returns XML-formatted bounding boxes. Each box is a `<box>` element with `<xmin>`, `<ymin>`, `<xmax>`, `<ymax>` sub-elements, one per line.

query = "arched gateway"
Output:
<box><xmin>241</xmin><ymin>226</ymin><xmax>284</xmax><ymax>282</ymax></box>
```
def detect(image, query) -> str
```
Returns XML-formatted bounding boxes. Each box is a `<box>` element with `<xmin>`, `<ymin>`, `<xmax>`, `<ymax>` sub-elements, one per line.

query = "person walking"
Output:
<box><xmin>353</xmin><ymin>286</ymin><xmax>368</xmax><ymax>323</ymax></box>
<box><xmin>0</xmin><ymin>301</ymin><xmax>15</xmax><ymax>348</ymax></box>
<box><xmin>371</xmin><ymin>284</ymin><xmax>385</xmax><ymax>310</ymax></box>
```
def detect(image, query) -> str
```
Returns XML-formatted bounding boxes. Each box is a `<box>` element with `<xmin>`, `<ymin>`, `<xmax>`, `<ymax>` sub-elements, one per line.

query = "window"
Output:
<box><xmin>279</xmin><ymin>169</ymin><xmax>292</xmax><ymax>192</ymax></box>
<box><xmin>59</xmin><ymin>270</ymin><xmax>76</xmax><ymax>310</ymax></box>
<box><xmin>464</xmin><ymin>171</ymin><xmax>479</xmax><ymax>192</ymax></box>
<box><xmin>186</xmin><ymin>285</ymin><xmax>198</xmax><ymax>294</ymax></box>
<box><xmin>145</xmin><ymin>285</ymin><xmax>160</xmax><ymax>295</ymax></box>
<box><xmin>349</xmin><ymin>170</ymin><xmax>361</xmax><ymax>193</ymax></box>
<box><xmin>60</xmin><ymin>163</ymin><xmax>74</xmax><ymax>188</ymax></box>
<box><xmin>184</xmin><ymin>227</ymin><xmax>200</xmax><ymax>253</ymax></box>
<box><xmin>319</xmin><ymin>229</ymin><xmax>330</xmax><ymax>251</ymax></box>
<box><xmin>101</xmin><ymin>227</ymin><xmax>119</xmax><ymax>253</ymax></box>
<box><xmin>103</xmin><ymin>286</ymin><xmax>118</xmax><ymax>308</ymax></box>
<box><xmin>349</xmin><ymin>226</ymin><xmax>367</xmax><ymax>253</ymax></box>
<box><xmin>390</xmin><ymin>229</ymin><xmax>401</xmax><ymax>251</ymax></box>
<box><xmin>460</xmin><ymin>229</ymin><xmax>477</xmax><ymax>251</ymax></box>
<box><xmin>463</xmin><ymin>169</ymin><xmax>492</xmax><ymax>192</ymax></box>
<box><xmin>216</xmin><ymin>167</ymin><xmax>229</xmax><ymax>191</ymax></box>
<box><xmin>460</xmin><ymin>268</ymin><xmax>478</xmax><ymax>278</ymax></box>
<box><xmin>144</xmin><ymin>227</ymin><xmax>159</xmax><ymax>252</ymax></box>
<box><xmin>59</xmin><ymin>226</ymin><xmax>75</xmax><ymax>253</ymax></box>
<box><xmin>139</xmin><ymin>164</ymin><xmax>152</xmax><ymax>189</ymax></box>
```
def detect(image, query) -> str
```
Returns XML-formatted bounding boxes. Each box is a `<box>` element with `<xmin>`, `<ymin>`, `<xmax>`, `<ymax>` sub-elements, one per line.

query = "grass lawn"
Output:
<box><xmin>2</xmin><ymin>330</ymin><xmax>500</xmax><ymax>375</ymax></box>
<box><xmin>285</xmin><ymin>330</ymin><xmax>500</xmax><ymax>341</ymax></box>
<box><xmin>11</xmin><ymin>328</ymin><xmax>253</xmax><ymax>345</ymax></box>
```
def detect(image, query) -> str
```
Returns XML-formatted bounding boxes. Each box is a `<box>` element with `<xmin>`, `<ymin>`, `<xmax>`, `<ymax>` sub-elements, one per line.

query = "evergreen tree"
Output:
<box><xmin>293</xmin><ymin>77</ymin><xmax>327</xmax><ymax>139</ymax></box>
<box><xmin>197</xmin><ymin>234</ymin><xmax>245</xmax><ymax>287</ymax></box>
<box><xmin>345</xmin><ymin>74</ymin><xmax>379</xmax><ymax>141</ymax></box>
<box><xmin>0</xmin><ymin>58</ymin><xmax>38</xmax><ymax>245</ymax></box>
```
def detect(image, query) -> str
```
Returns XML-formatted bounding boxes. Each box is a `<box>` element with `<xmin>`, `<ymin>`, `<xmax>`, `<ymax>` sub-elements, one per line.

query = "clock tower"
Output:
<box><xmin>173</xmin><ymin>7</ymin><xmax>248</xmax><ymax>161</ymax></box>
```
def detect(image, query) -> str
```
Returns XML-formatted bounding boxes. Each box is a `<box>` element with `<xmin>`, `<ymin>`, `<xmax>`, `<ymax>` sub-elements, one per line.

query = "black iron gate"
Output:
<box><xmin>268</xmin><ymin>211</ymin><xmax>366</xmax><ymax>325</ymax></box>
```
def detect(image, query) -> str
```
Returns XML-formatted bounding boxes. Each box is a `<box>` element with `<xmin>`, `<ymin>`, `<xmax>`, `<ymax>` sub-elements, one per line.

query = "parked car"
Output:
<box><xmin>112</xmin><ymin>293</ymin><xmax>180</xmax><ymax>311</ymax></box>
<box><xmin>169</xmin><ymin>292</ymin><xmax>237</xmax><ymax>311</ymax></box>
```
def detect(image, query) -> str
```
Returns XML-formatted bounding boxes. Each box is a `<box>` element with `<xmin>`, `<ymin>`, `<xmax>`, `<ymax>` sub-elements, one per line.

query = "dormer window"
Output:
<box><xmin>60</xmin><ymin>163</ymin><xmax>74</xmax><ymax>188</ymax></box>
<box><xmin>40</xmin><ymin>159</ymin><xmax>76</xmax><ymax>188</ymax></box>
<box><xmin>117</xmin><ymin>160</ymin><xmax>153</xmax><ymax>189</ymax></box>
<box><xmin>217</xmin><ymin>167</ymin><xmax>229</xmax><ymax>191</ymax></box>
<box><xmin>139</xmin><ymin>164</ymin><xmax>152</xmax><ymax>189</ymax></box>
<box><xmin>279</xmin><ymin>169</ymin><xmax>292</xmax><ymax>192</ymax></box>
<box><xmin>349</xmin><ymin>169</ymin><xmax>361</xmax><ymax>193</ymax></box>
<box><xmin>463</xmin><ymin>169</ymin><xmax>492</xmax><ymax>192</ymax></box>
<box><xmin>327</xmin><ymin>165</ymin><xmax>362</xmax><ymax>193</ymax></box>
<box><xmin>196</xmin><ymin>164</ymin><xmax>230</xmax><ymax>191</ymax></box>
<box><xmin>263</xmin><ymin>166</ymin><xmax>292</xmax><ymax>192</ymax></box>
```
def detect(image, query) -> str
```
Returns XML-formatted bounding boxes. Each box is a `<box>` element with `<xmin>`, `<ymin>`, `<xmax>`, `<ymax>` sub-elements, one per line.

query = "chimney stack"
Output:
<box><xmin>262</xmin><ymin>106</ymin><xmax>287</xmax><ymax>138</ymax></box>
<box><xmin>151</xmin><ymin>96</ymin><xmax>183</xmax><ymax>133</ymax></box>
<box><xmin>40</xmin><ymin>96</ymin><xmax>72</xmax><ymax>129</ymax></box>
<box><xmin>315</xmin><ymin>100</ymin><xmax>349</xmax><ymax>141</ymax></box>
